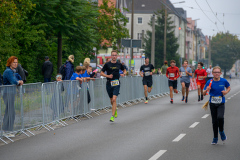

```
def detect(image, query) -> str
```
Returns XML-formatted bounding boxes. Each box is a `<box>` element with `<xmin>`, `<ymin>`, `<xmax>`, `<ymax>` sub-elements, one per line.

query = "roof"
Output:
<box><xmin>125</xmin><ymin>0</ymin><xmax>182</xmax><ymax>19</ymax></box>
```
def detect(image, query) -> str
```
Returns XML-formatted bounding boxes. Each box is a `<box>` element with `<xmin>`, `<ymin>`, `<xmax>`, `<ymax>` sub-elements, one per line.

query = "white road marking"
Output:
<box><xmin>189</xmin><ymin>122</ymin><xmax>200</xmax><ymax>128</ymax></box>
<box><xmin>228</xmin><ymin>97</ymin><xmax>231</xmax><ymax>100</ymax></box>
<box><xmin>149</xmin><ymin>150</ymin><xmax>167</xmax><ymax>160</ymax></box>
<box><xmin>226</xmin><ymin>100</ymin><xmax>228</xmax><ymax>102</ymax></box>
<box><xmin>173</xmin><ymin>134</ymin><xmax>186</xmax><ymax>142</ymax></box>
<box><xmin>202</xmin><ymin>114</ymin><xmax>210</xmax><ymax>118</ymax></box>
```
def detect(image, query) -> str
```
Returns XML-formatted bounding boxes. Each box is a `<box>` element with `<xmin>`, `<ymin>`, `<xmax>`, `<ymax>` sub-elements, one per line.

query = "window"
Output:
<box><xmin>137</xmin><ymin>33</ymin><xmax>142</xmax><ymax>40</ymax></box>
<box><xmin>127</xmin><ymin>17</ymin><xmax>129</xmax><ymax>23</ymax></box>
<box><xmin>138</xmin><ymin>17</ymin><xmax>143</xmax><ymax>24</ymax></box>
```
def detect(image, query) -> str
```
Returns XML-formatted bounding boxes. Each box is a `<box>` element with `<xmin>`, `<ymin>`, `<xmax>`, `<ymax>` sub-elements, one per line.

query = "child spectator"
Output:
<box><xmin>70</xmin><ymin>66</ymin><xmax>84</xmax><ymax>82</ymax></box>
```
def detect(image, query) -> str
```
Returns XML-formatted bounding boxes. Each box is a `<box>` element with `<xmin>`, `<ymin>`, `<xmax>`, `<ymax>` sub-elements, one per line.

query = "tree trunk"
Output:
<box><xmin>57</xmin><ymin>31</ymin><xmax>62</xmax><ymax>73</ymax></box>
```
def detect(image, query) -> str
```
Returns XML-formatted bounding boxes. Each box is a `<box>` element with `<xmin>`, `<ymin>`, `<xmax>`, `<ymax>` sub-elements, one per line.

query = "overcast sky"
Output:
<box><xmin>171</xmin><ymin>0</ymin><xmax>240</xmax><ymax>38</ymax></box>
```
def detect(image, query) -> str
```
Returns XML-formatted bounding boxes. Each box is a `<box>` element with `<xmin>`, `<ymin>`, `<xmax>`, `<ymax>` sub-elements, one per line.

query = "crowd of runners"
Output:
<box><xmin>101</xmin><ymin>50</ymin><xmax>231</xmax><ymax>145</ymax></box>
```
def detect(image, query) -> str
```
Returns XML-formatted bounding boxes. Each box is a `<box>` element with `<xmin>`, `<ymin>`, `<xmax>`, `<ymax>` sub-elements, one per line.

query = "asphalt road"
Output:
<box><xmin>0</xmin><ymin>79</ymin><xmax>240</xmax><ymax>160</ymax></box>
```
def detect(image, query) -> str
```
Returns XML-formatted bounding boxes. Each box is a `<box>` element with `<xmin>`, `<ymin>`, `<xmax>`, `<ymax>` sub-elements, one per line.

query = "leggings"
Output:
<box><xmin>210</xmin><ymin>103</ymin><xmax>225</xmax><ymax>138</ymax></box>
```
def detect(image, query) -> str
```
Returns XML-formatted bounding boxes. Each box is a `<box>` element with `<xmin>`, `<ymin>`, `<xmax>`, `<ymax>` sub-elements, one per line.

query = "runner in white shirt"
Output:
<box><xmin>206</xmin><ymin>65</ymin><xmax>214</xmax><ymax>82</ymax></box>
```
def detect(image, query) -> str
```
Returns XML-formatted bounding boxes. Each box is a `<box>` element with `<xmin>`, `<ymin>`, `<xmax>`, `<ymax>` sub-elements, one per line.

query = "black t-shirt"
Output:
<box><xmin>140</xmin><ymin>64</ymin><xmax>155</xmax><ymax>80</ymax></box>
<box><xmin>102</xmin><ymin>61</ymin><xmax>125</xmax><ymax>81</ymax></box>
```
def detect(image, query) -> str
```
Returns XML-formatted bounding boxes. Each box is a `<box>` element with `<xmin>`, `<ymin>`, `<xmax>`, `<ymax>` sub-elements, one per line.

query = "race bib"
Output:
<box><xmin>169</xmin><ymin>73</ymin><xmax>175</xmax><ymax>77</ymax></box>
<box><xmin>198</xmin><ymin>76</ymin><xmax>203</xmax><ymax>80</ymax></box>
<box><xmin>111</xmin><ymin>80</ymin><xmax>119</xmax><ymax>87</ymax></box>
<box><xmin>211</xmin><ymin>96</ymin><xmax>222</xmax><ymax>104</ymax></box>
<box><xmin>181</xmin><ymin>72</ymin><xmax>187</xmax><ymax>76</ymax></box>
<box><xmin>145</xmin><ymin>71</ymin><xmax>150</xmax><ymax>76</ymax></box>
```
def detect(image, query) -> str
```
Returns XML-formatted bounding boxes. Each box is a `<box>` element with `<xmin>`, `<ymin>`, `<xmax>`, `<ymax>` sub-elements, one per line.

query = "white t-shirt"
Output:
<box><xmin>206</xmin><ymin>68</ymin><xmax>213</xmax><ymax>77</ymax></box>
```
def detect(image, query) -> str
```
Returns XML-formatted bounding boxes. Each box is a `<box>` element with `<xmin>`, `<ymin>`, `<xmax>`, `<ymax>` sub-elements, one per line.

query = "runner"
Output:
<box><xmin>193</xmin><ymin>62</ymin><xmax>207</xmax><ymax>101</ymax></box>
<box><xmin>179</xmin><ymin>60</ymin><xmax>192</xmax><ymax>103</ymax></box>
<box><xmin>166</xmin><ymin>60</ymin><xmax>180</xmax><ymax>104</ymax></box>
<box><xmin>203</xmin><ymin>66</ymin><xmax>230</xmax><ymax>145</ymax></box>
<box><xmin>100</xmin><ymin>50</ymin><xmax>126</xmax><ymax>122</ymax></box>
<box><xmin>206</xmin><ymin>65</ymin><xmax>214</xmax><ymax>82</ymax></box>
<box><xmin>139</xmin><ymin>57</ymin><xmax>155</xmax><ymax>104</ymax></box>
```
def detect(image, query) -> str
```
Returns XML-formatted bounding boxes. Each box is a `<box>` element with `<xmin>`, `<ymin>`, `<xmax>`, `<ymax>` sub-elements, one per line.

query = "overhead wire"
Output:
<box><xmin>195</xmin><ymin>0</ymin><xmax>220</xmax><ymax>32</ymax></box>
<box><xmin>206</xmin><ymin>0</ymin><xmax>226</xmax><ymax>32</ymax></box>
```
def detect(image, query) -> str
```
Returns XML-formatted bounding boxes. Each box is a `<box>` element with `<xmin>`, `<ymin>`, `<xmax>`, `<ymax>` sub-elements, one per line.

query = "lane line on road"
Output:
<box><xmin>189</xmin><ymin>122</ymin><xmax>200</xmax><ymax>128</ymax></box>
<box><xmin>149</xmin><ymin>150</ymin><xmax>167</xmax><ymax>160</ymax></box>
<box><xmin>173</xmin><ymin>134</ymin><xmax>186</xmax><ymax>142</ymax></box>
<box><xmin>227</xmin><ymin>97</ymin><xmax>231</xmax><ymax>100</ymax></box>
<box><xmin>202</xmin><ymin>114</ymin><xmax>210</xmax><ymax>118</ymax></box>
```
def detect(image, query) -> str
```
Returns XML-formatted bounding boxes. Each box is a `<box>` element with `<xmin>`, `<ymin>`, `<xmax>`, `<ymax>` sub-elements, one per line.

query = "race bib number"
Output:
<box><xmin>111</xmin><ymin>80</ymin><xmax>119</xmax><ymax>87</ymax></box>
<box><xmin>211</xmin><ymin>96</ymin><xmax>222</xmax><ymax>104</ymax></box>
<box><xmin>198</xmin><ymin>76</ymin><xmax>203</xmax><ymax>80</ymax></box>
<box><xmin>169</xmin><ymin>73</ymin><xmax>175</xmax><ymax>77</ymax></box>
<box><xmin>181</xmin><ymin>72</ymin><xmax>187</xmax><ymax>76</ymax></box>
<box><xmin>145</xmin><ymin>71</ymin><xmax>150</xmax><ymax>76</ymax></box>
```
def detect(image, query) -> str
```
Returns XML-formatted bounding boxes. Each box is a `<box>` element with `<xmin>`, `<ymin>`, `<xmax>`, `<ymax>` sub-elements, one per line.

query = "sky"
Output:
<box><xmin>171</xmin><ymin>0</ymin><xmax>240</xmax><ymax>37</ymax></box>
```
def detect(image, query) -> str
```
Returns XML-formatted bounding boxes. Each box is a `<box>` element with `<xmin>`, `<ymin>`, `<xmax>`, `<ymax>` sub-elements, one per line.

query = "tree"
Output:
<box><xmin>32</xmin><ymin>0</ymin><xmax>100</xmax><ymax>72</ymax></box>
<box><xmin>0</xmin><ymin>0</ymin><xmax>34</xmax><ymax>73</ymax></box>
<box><xmin>144</xmin><ymin>9</ymin><xmax>179</xmax><ymax>69</ymax></box>
<box><xmin>97</xmin><ymin>0</ymin><xmax>129</xmax><ymax>50</ymax></box>
<box><xmin>211</xmin><ymin>32</ymin><xmax>240</xmax><ymax>77</ymax></box>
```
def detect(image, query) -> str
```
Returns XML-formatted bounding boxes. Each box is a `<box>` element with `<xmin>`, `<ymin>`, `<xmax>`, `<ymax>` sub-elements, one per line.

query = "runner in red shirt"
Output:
<box><xmin>166</xmin><ymin>60</ymin><xmax>180</xmax><ymax>104</ymax></box>
<box><xmin>193</xmin><ymin>62</ymin><xmax>207</xmax><ymax>101</ymax></box>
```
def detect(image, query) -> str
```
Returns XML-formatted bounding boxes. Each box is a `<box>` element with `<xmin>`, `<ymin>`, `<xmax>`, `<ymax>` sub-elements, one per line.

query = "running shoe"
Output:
<box><xmin>219</xmin><ymin>131</ymin><xmax>227</xmax><ymax>142</ymax></box>
<box><xmin>170</xmin><ymin>99</ymin><xmax>173</xmax><ymax>104</ymax></box>
<box><xmin>110</xmin><ymin>116</ymin><xmax>115</xmax><ymax>122</ymax></box>
<box><xmin>185</xmin><ymin>98</ymin><xmax>188</xmax><ymax>103</ymax></box>
<box><xmin>211</xmin><ymin>138</ymin><xmax>218</xmax><ymax>145</ymax></box>
<box><xmin>114</xmin><ymin>110</ymin><xmax>118</xmax><ymax>118</ymax></box>
<box><xmin>145</xmin><ymin>100</ymin><xmax>148</xmax><ymax>104</ymax></box>
<box><xmin>181</xmin><ymin>96</ymin><xmax>185</xmax><ymax>101</ymax></box>
<box><xmin>201</xmin><ymin>95</ymin><xmax>204</xmax><ymax>101</ymax></box>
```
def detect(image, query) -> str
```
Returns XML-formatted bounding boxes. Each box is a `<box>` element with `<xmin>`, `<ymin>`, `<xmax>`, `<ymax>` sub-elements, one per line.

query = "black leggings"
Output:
<box><xmin>210</xmin><ymin>103</ymin><xmax>225</xmax><ymax>138</ymax></box>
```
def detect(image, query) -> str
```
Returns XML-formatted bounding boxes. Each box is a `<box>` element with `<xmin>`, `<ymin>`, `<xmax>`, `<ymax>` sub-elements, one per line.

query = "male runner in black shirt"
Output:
<box><xmin>140</xmin><ymin>57</ymin><xmax>155</xmax><ymax>104</ymax></box>
<box><xmin>101</xmin><ymin>50</ymin><xmax>126</xmax><ymax>122</ymax></box>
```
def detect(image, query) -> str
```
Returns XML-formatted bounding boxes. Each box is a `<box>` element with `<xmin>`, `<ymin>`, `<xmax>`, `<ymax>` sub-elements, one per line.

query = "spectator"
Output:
<box><xmin>2</xmin><ymin>56</ymin><xmax>24</xmax><ymax>137</ymax></box>
<box><xmin>157</xmin><ymin>68</ymin><xmax>162</xmax><ymax>75</ymax></box>
<box><xmin>50</xmin><ymin>74</ymin><xmax>64</xmax><ymax>120</ymax></box>
<box><xmin>0</xmin><ymin>73</ymin><xmax>2</xmax><ymax>85</ymax></box>
<box><xmin>15</xmin><ymin>63</ymin><xmax>28</xmax><ymax>83</ymax></box>
<box><xmin>70</xmin><ymin>66</ymin><xmax>84</xmax><ymax>82</ymax></box>
<box><xmin>82</xmin><ymin>66</ymin><xmax>96</xmax><ymax>82</ymax></box>
<box><xmin>64</xmin><ymin>55</ymin><xmax>74</xmax><ymax>80</ymax></box>
<box><xmin>161</xmin><ymin>61</ymin><xmax>168</xmax><ymax>75</ymax></box>
<box><xmin>42</xmin><ymin>56</ymin><xmax>53</xmax><ymax>82</ymax></box>
<box><xmin>106</xmin><ymin>58</ymin><xmax>111</xmax><ymax>63</ymax></box>
<box><xmin>122</xmin><ymin>61</ymin><xmax>128</xmax><ymax>71</ymax></box>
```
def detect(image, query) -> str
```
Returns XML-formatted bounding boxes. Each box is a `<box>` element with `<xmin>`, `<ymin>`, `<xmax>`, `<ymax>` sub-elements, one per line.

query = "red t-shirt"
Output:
<box><xmin>194</xmin><ymin>69</ymin><xmax>207</xmax><ymax>83</ymax></box>
<box><xmin>166</xmin><ymin>66</ymin><xmax>180</xmax><ymax>80</ymax></box>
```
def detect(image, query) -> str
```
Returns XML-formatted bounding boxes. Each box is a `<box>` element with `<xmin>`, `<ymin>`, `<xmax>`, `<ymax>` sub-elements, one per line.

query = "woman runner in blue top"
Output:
<box><xmin>203</xmin><ymin>66</ymin><xmax>231</xmax><ymax>145</ymax></box>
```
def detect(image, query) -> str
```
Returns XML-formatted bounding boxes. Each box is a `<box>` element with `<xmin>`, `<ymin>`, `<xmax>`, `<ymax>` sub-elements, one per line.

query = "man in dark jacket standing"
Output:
<box><xmin>42</xmin><ymin>56</ymin><xmax>53</xmax><ymax>82</ymax></box>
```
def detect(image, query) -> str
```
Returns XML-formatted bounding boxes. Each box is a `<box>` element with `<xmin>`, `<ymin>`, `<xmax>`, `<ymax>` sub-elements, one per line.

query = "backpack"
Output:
<box><xmin>59</xmin><ymin>62</ymin><xmax>67</xmax><ymax>80</ymax></box>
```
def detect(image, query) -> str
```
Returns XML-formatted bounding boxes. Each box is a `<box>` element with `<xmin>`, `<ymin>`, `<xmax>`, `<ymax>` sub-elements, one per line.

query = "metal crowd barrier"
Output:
<box><xmin>0</xmin><ymin>75</ymin><xmax>182</xmax><ymax>144</ymax></box>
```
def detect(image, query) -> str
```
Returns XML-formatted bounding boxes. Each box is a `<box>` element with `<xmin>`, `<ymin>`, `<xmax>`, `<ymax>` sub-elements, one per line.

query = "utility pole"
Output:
<box><xmin>131</xmin><ymin>0</ymin><xmax>134</xmax><ymax>60</ymax></box>
<box><xmin>151</xmin><ymin>15</ymin><xmax>155</xmax><ymax>66</ymax></box>
<box><xmin>164</xmin><ymin>0</ymin><xmax>167</xmax><ymax>62</ymax></box>
<box><xmin>195</xmin><ymin>29</ymin><xmax>198</xmax><ymax>63</ymax></box>
<box><xmin>208</xmin><ymin>36</ymin><xmax>211</xmax><ymax>67</ymax></box>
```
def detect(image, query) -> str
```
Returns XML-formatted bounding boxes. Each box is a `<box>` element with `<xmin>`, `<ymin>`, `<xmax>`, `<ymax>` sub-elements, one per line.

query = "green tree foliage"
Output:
<box><xmin>144</xmin><ymin>9</ymin><xmax>179</xmax><ymax>69</ymax></box>
<box><xmin>97</xmin><ymin>0</ymin><xmax>129</xmax><ymax>49</ymax></box>
<box><xmin>0</xmin><ymin>0</ymin><xmax>129</xmax><ymax>83</ymax></box>
<box><xmin>211</xmin><ymin>32</ymin><xmax>240</xmax><ymax>77</ymax></box>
